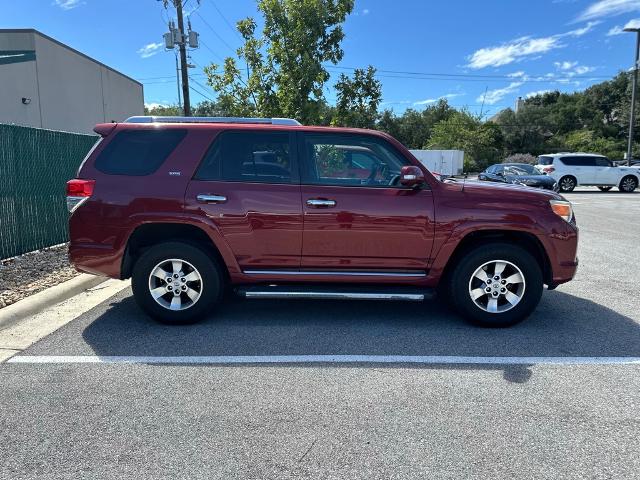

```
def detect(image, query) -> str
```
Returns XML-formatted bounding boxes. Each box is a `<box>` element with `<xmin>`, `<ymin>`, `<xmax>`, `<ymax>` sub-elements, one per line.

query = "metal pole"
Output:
<box><xmin>175</xmin><ymin>53</ymin><xmax>182</xmax><ymax>110</ymax></box>
<box><xmin>175</xmin><ymin>0</ymin><xmax>191</xmax><ymax>116</ymax></box>
<box><xmin>627</xmin><ymin>32</ymin><xmax>640</xmax><ymax>166</ymax></box>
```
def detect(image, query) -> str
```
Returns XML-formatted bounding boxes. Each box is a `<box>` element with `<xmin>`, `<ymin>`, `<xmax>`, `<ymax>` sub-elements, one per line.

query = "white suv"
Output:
<box><xmin>537</xmin><ymin>153</ymin><xmax>640</xmax><ymax>193</ymax></box>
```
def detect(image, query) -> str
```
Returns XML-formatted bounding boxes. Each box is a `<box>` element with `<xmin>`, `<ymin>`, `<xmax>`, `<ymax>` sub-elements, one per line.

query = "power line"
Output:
<box><xmin>195</xmin><ymin>11</ymin><xmax>236</xmax><ymax>54</ymax></box>
<box><xmin>206</xmin><ymin>0</ymin><xmax>242</xmax><ymax>40</ymax></box>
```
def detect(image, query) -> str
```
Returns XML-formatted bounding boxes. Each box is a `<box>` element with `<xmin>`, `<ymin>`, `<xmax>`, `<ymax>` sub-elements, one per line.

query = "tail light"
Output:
<box><xmin>66</xmin><ymin>179</ymin><xmax>95</xmax><ymax>213</ymax></box>
<box><xmin>542</xmin><ymin>166</ymin><xmax>555</xmax><ymax>173</ymax></box>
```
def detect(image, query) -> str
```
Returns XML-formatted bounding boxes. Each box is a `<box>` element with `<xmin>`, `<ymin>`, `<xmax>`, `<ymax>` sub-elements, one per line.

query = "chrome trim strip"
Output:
<box><xmin>242</xmin><ymin>291</ymin><xmax>424</xmax><ymax>301</ymax></box>
<box><xmin>243</xmin><ymin>270</ymin><xmax>427</xmax><ymax>278</ymax></box>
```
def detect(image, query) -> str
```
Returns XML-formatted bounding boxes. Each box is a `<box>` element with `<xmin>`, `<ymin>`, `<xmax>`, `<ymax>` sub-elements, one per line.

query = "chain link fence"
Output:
<box><xmin>0</xmin><ymin>124</ymin><xmax>98</xmax><ymax>260</ymax></box>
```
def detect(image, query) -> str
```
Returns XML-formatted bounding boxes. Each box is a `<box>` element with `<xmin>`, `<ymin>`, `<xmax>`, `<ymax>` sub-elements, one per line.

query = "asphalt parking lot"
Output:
<box><xmin>1</xmin><ymin>187</ymin><xmax>640</xmax><ymax>479</ymax></box>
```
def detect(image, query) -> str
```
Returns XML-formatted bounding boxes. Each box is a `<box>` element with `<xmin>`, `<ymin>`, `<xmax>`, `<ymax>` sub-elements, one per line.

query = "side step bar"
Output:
<box><xmin>236</xmin><ymin>285</ymin><xmax>435</xmax><ymax>301</ymax></box>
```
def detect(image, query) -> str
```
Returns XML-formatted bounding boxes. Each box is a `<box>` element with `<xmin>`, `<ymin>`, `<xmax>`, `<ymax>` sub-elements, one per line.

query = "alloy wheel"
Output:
<box><xmin>621</xmin><ymin>177</ymin><xmax>637</xmax><ymax>192</ymax></box>
<box><xmin>560</xmin><ymin>177</ymin><xmax>575</xmax><ymax>192</ymax></box>
<box><xmin>148</xmin><ymin>258</ymin><xmax>202</xmax><ymax>310</ymax></box>
<box><xmin>468</xmin><ymin>260</ymin><xmax>526</xmax><ymax>314</ymax></box>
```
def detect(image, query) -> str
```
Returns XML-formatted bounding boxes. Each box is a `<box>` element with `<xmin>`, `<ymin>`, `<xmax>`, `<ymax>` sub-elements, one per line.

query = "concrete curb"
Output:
<box><xmin>0</xmin><ymin>274</ymin><xmax>107</xmax><ymax>329</ymax></box>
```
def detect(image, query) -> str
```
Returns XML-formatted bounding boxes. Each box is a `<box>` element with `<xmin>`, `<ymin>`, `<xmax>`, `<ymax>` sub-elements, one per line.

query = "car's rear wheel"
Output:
<box><xmin>558</xmin><ymin>176</ymin><xmax>576</xmax><ymax>192</ymax></box>
<box><xmin>131</xmin><ymin>241</ymin><xmax>223</xmax><ymax>324</ymax></box>
<box><xmin>619</xmin><ymin>175</ymin><xmax>638</xmax><ymax>193</ymax></box>
<box><xmin>446</xmin><ymin>243</ymin><xmax>543</xmax><ymax>327</ymax></box>
<box><xmin>598</xmin><ymin>186</ymin><xmax>613</xmax><ymax>192</ymax></box>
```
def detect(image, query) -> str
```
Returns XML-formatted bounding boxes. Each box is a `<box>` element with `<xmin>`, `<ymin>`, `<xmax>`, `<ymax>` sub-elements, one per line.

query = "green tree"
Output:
<box><xmin>429</xmin><ymin>110</ymin><xmax>502</xmax><ymax>171</ymax></box>
<box><xmin>377</xmin><ymin>99</ymin><xmax>455</xmax><ymax>148</ymax></box>
<box><xmin>333</xmin><ymin>66</ymin><xmax>382</xmax><ymax>128</ymax></box>
<box><xmin>205</xmin><ymin>0</ymin><xmax>355</xmax><ymax>124</ymax></box>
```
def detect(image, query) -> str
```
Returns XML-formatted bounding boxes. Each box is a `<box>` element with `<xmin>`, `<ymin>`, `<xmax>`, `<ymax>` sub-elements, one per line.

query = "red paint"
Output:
<box><xmin>69</xmin><ymin>122</ymin><xmax>578</xmax><ymax>289</ymax></box>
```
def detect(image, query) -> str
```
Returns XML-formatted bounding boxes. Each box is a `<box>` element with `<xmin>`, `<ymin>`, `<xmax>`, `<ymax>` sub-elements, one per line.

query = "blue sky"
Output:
<box><xmin>4</xmin><ymin>0</ymin><xmax>640</xmax><ymax>117</ymax></box>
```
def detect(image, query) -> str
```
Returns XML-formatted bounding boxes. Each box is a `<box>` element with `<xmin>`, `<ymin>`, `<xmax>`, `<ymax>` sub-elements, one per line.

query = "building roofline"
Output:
<box><xmin>0</xmin><ymin>28</ymin><xmax>142</xmax><ymax>87</ymax></box>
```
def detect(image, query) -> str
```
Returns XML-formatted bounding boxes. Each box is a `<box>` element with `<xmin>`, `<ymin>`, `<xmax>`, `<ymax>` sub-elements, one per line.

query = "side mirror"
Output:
<box><xmin>400</xmin><ymin>165</ymin><xmax>426</xmax><ymax>188</ymax></box>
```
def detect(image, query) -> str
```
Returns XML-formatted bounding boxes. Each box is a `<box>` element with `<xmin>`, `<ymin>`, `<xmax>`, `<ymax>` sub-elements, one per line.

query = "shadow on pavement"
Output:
<box><xmin>54</xmin><ymin>287</ymin><xmax>639</xmax><ymax>382</ymax></box>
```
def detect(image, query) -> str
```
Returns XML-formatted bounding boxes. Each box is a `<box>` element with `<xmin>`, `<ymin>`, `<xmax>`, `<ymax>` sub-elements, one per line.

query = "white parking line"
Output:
<box><xmin>7</xmin><ymin>355</ymin><xmax>640</xmax><ymax>365</ymax></box>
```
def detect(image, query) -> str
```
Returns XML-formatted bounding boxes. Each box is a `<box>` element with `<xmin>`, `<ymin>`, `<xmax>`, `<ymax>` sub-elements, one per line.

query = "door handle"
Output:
<box><xmin>306</xmin><ymin>198</ymin><xmax>336</xmax><ymax>208</ymax></box>
<box><xmin>197</xmin><ymin>194</ymin><xmax>227</xmax><ymax>204</ymax></box>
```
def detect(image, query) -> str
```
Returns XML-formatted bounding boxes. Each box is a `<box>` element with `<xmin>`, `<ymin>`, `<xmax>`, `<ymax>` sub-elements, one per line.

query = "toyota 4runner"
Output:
<box><xmin>67</xmin><ymin>116</ymin><xmax>578</xmax><ymax>327</ymax></box>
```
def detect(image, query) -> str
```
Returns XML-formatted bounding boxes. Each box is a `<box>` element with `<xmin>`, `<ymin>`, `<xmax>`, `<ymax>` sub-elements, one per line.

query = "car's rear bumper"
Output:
<box><xmin>69</xmin><ymin>242</ymin><xmax>124</xmax><ymax>279</ymax></box>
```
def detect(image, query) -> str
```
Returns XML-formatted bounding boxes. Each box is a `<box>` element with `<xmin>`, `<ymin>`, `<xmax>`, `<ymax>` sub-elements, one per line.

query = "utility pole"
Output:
<box><xmin>175</xmin><ymin>52</ymin><xmax>182</xmax><ymax>110</ymax></box>
<box><xmin>624</xmin><ymin>26</ymin><xmax>640</xmax><ymax>166</ymax></box>
<box><xmin>161</xmin><ymin>0</ymin><xmax>199</xmax><ymax>116</ymax></box>
<box><xmin>175</xmin><ymin>0</ymin><xmax>191</xmax><ymax>116</ymax></box>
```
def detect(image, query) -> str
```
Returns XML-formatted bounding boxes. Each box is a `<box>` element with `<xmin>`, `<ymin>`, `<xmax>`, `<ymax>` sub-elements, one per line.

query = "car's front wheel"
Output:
<box><xmin>131</xmin><ymin>241</ymin><xmax>223</xmax><ymax>324</ymax></box>
<box><xmin>446</xmin><ymin>243</ymin><xmax>543</xmax><ymax>327</ymax></box>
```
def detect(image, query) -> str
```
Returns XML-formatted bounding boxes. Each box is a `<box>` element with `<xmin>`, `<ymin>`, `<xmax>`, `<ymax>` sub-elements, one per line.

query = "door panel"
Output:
<box><xmin>298</xmin><ymin>131</ymin><xmax>435</xmax><ymax>271</ymax></box>
<box><xmin>301</xmin><ymin>185</ymin><xmax>434</xmax><ymax>270</ymax></box>
<box><xmin>185</xmin><ymin>130</ymin><xmax>302</xmax><ymax>270</ymax></box>
<box><xmin>185</xmin><ymin>181</ymin><xmax>302</xmax><ymax>269</ymax></box>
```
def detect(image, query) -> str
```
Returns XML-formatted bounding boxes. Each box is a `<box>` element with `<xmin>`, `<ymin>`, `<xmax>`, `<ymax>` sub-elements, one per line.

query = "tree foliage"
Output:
<box><xmin>333</xmin><ymin>66</ymin><xmax>382</xmax><ymax>128</ymax></box>
<box><xmin>205</xmin><ymin>0</ymin><xmax>355</xmax><ymax>125</ymax></box>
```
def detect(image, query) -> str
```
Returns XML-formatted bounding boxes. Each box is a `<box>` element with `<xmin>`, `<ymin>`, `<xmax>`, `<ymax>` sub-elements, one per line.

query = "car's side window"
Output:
<box><xmin>300</xmin><ymin>133</ymin><xmax>410</xmax><ymax>187</ymax></box>
<box><xmin>195</xmin><ymin>131</ymin><xmax>294</xmax><ymax>184</ymax></box>
<box><xmin>595</xmin><ymin>157</ymin><xmax>611</xmax><ymax>167</ymax></box>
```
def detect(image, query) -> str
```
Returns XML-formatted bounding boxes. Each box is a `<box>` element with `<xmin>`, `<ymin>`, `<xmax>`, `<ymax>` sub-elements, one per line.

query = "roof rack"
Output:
<box><xmin>124</xmin><ymin>116</ymin><xmax>301</xmax><ymax>126</ymax></box>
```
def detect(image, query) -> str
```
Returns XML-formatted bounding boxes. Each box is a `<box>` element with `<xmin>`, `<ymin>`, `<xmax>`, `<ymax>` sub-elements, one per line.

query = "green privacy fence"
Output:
<box><xmin>0</xmin><ymin>124</ymin><xmax>98</xmax><ymax>259</ymax></box>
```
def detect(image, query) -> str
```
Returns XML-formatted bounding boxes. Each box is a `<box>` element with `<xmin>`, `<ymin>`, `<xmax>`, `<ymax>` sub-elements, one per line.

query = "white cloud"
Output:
<box><xmin>554</xmin><ymin>60</ymin><xmax>578</xmax><ymax>70</ymax></box>
<box><xmin>478</xmin><ymin>82</ymin><xmax>523</xmax><ymax>105</ymax></box>
<box><xmin>137</xmin><ymin>42</ymin><xmax>164</xmax><ymax>59</ymax></box>
<box><xmin>466</xmin><ymin>23</ymin><xmax>598</xmax><ymax>69</ymax></box>
<box><xmin>145</xmin><ymin>102</ymin><xmax>169</xmax><ymax>109</ymax></box>
<box><xmin>362</xmin><ymin>8</ymin><xmax>370</xmax><ymax>15</ymax></box>
<box><xmin>508</xmin><ymin>71</ymin><xmax>526</xmax><ymax>78</ymax></box>
<box><xmin>53</xmin><ymin>0</ymin><xmax>83</xmax><ymax>9</ymax></box>
<box><xmin>574</xmin><ymin>65</ymin><xmax>596</xmax><ymax>74</ymax></box>
<box><xmin>413</xmin><ymin>93</ymin><xmax>464</xmax><ymax>106</ymax></box>
<box><xmin>576</xmin><ymin>0</ymin><xmax>640</xmax><ymax>22</ymax></box>
<box><xmin>526</xmin><ymin>89</ymin><xmax>553</xmax><ymax>98</ymax></box>
<box><xmin>608</xmin><ymin>25</ymin><xmax>625</xmax><ymax>35</ymax></box>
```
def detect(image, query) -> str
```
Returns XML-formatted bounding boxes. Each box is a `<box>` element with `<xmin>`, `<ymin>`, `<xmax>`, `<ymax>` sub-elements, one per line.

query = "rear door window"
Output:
<box><xmin>560</xmin><ymin>156</ymin><xmax>597</xmax><ymax>166</ymax></box>
<box><xmin>195</xmin><ymin>131</ymin><xmax>295</xmax><ymax>184</ymax></box>
<box><xmin>94</xmin><ymin>129</ymin><xmax>186</xmax><ymax>176</ymax></box>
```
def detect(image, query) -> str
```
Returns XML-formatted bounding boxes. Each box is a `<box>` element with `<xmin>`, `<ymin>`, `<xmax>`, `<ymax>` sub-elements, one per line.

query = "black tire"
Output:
<box><xmin>619</xmin><ymin>175</ymin><xmax>638</xmax><ymax>193</ymax></box>
<box><xmin>598</xmin><ymin>186</ymin><xmax>613</xmax><ymax>192</ymax></box>
<box><xmin>446</xmin><ymin>243</ymin><xmax>543</xmax><ymax>327</ymax></box>
<box><xmin>558</xmin><ymin>176</ymin><xmax>576</xmax><ymax>193</ymax></box>
<box><xmin>131</xmin><ymin>241</ymin><xmax>223</xmax><ymax>324</ymax></box>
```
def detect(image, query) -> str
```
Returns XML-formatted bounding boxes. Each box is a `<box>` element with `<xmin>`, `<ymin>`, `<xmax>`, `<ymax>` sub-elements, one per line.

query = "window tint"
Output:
<box><xmin>301</xmin><ymin>133</ymin><xmax>409</xmax><ymax>187</ymax></box>
<box><xmin>538</xmin><ymin>156</ymin><xmax>553</xmax><ymax>165</ymax></box>
<box><xmin>195</xmin><ymin>131</ymin><xmax>293</xmax><ymax>183</ymax></box>
<box><xmin>595</xmin><ymin>157</ymin><xmax>611</xmax><ymax>167</ymax></box>
<box><xmin>494</xmin><ymin>165</ymin><xmax>504</xmax><ymax>174</ymax></box>
<box><xmin>94</xmin><ymin>129</ymin><xmax>186</xmax><ymax>176</ymax></box>
<box><xmin>560</xmin><ymin>156</ymin><xmax>596</xmax><ymax>166</ymax></box>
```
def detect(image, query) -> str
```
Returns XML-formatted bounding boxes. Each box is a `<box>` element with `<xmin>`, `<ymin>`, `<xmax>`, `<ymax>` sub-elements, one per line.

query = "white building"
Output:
<box><xmin>0</xmin><ymin>29</ymin><xmax>143</xmax><ymax>134</ymax></box>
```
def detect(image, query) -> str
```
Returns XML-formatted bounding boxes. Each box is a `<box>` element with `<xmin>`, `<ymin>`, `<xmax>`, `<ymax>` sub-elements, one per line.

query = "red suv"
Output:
<box><xmin>67</xmin><ymin>116</ymin><xmax>578</xmax><ymax>327</ymax></box>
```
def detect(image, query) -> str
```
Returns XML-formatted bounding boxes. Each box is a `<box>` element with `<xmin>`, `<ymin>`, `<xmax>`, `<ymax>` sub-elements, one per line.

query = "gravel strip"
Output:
<box><xmin>0</xmin><ymin>244</ymin><xmax>80</xmax><ymax>309</ymax></box>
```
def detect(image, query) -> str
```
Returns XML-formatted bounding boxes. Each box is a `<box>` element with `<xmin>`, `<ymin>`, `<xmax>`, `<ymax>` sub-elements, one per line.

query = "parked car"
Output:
<box><xmin>67</xmin><ymin>116</ymin><xmax>578</xmax><ymax>328</ymax></box>
<box><xmin>478</xmin><ymin>163</ymin><xmax>557</xmax><ymax>191</ymax></box>
<box><xmin>536</xmin><ymin>153</ymin><xmax>640</xmax><ymax>192</ymax></box>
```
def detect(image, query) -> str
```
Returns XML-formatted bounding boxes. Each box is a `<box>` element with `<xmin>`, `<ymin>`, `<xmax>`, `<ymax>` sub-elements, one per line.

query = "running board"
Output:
<box><xmin>236</xmin><ymin>285</ymin><xmax>435</xmax><ymax>301</ymax></box>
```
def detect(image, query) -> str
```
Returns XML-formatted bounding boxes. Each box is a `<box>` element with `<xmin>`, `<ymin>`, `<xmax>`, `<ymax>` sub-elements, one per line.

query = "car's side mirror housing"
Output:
<box><xmin>399</xmin><ymin>165</ymin><xmax>426</xmax><ymax>188</ymax></box>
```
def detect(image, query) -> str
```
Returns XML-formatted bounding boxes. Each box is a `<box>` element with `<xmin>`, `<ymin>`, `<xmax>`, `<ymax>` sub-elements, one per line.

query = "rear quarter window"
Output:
<box><xmin>94</xmin><ymin>129</ymin><xmax>187</xmax><ymax>176</ymax></box>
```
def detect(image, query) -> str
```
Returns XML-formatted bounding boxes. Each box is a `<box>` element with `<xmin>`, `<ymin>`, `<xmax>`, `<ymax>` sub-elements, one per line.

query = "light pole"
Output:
<box><xmin>624</xmin><ymin>25</ymin><xmax>640</xmax><ymax>166</ymax></box>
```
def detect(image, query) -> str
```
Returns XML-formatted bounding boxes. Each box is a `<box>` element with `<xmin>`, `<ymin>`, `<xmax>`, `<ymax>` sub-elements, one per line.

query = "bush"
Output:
<box><xmin>503</xmin><ymin>153</ymin><xmax>537</xmax><ymax>164</ymax></box>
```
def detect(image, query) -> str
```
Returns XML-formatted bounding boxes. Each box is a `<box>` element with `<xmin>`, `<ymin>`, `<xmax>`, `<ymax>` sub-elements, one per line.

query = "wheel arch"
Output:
<box><xmin>438</xmin><ymin>229</ymin><xmax>552</xmax><ymax>287</ymax></box>
<box><xmin>121</xmin><ymin>222</ymin><xmax>232</xmax><ymax>282</ymax></box>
